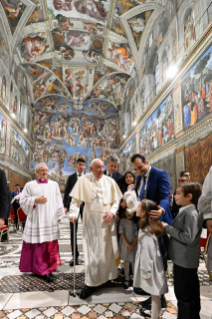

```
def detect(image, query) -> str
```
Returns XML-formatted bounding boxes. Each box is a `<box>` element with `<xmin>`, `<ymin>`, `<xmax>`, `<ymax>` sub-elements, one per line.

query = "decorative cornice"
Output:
<box><xmin>0</xmin><ymin>156</ymin><xmax>31</xmax><ymax>178</ymax></box>
<box><xmin>146</xmin><ymin>139</ymin><xmax>176</xmax><ymax>162</ymax></box>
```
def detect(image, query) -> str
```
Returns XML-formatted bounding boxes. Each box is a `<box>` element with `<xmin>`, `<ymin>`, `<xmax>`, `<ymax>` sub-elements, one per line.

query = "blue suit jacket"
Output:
<box><xmin>12</xmin><ymin>190</ymin><xmax>19</xmax><ymax>200</ymax></box>
<box><xmin>136</xmin><ymin>166</ymin><xmax>173</xmax><ymax>225</ymax></box>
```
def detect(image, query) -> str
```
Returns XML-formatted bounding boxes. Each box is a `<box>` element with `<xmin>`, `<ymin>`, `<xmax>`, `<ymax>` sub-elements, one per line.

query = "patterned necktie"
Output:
<box><xmin>140</xmin><ymin>176</ymin><xmax>147</xmax><ymax>201</ymax></box>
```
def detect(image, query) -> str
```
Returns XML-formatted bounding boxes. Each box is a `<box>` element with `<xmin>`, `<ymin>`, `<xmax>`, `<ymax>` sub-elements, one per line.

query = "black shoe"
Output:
<box><xmin>134</xmin><ymin>287</ymin><xmax>150</xmax><ymax>296</ymax></box>
<box><xmin>80</xmin><ymin>285</ymin><xmax>96</xmax><ymax>299</ymax></box>
<box><xmin>70</xmin><ymin>259</ymin><xmax>79</xmax><ymax>266</ymax></box>
<box><xmin>49</xmin><ymin>273</ymin><xmax>54</xmax><ymax>278</ymax></box>
<box><xmin>123</xmin><ymin>280</ymin><xmax>129</xmax><ymax>289</ymax></box>
<box><xmin>161</xmin><ymin>295</ymin><xmax>167</xmax><ymax>308</ymax></box>
<box><xmin>139</xmin><ymin>295</ymin><xmax>167</xmax><ymax>311</ymax></box>
<box><xmin>44</xmin><ymin>274</ymin><xmax>54</xmax><ymax>283</ymax></box>
<box><xmin>139</xmin><ymin>296</ymin><xmax>151</xmax><ymax>310</ymax></box>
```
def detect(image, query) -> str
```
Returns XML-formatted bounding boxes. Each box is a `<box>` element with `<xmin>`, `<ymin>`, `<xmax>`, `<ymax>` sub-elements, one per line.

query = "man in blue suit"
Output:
<box><xmin>131</xmin><ymin>154</ymin><xmax>173</xmax><ymax>310</ymax></box>
<box><xmin>12</xmin><ymin>184</ymin><xmax>21</xmax><ymax>229</ymax></box>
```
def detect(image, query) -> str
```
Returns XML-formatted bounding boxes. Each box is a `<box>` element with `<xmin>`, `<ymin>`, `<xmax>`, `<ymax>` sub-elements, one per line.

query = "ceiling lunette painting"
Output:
<box><xmin>21</xmin><ymin>62</ymin><xmax>72</xmax><ymax>104</ymax></box>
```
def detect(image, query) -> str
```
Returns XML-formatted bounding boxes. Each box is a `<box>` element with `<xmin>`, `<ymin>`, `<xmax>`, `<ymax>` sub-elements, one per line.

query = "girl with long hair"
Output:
<box><xmin>119</xmin><ymin>191</ymin><xmax>138</xmax><ymax>289</ymax></box>
<box><xmin>134</xmin><ymin>199</ymin><xmax>168</xmax><ymax>319</ymax></box>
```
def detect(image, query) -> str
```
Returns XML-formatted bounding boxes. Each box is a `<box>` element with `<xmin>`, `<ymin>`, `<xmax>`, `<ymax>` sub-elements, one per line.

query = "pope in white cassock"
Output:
<box><xmin>69</xmin><ymin>159</ymin><xmax>122</xmax><ymax>299</ymax></box>
<box><xmin>19</xmin><ymin>163</ymin><xmax>65</xmax><ymax>282</ymax></box>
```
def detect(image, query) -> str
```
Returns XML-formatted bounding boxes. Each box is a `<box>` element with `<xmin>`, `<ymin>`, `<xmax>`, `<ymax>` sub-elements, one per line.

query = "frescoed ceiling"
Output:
<box><xmin>0</xmin><ymin>0</ymin><xmax>176</xmax><ymax>110</ymax></box>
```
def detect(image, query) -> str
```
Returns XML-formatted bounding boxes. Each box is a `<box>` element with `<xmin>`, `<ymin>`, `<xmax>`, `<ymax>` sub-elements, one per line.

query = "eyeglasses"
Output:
<box><xmin>39</xmin><ymin>169</ymin><xmax>48</xmax><ymax>172</ymax></box>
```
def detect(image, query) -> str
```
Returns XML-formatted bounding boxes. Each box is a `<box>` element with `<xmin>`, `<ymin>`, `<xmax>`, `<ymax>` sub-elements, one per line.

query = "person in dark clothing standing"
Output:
<box><xmin>1</xmin><ymin>181</ymin><xmax>11</xmax><ymax>241</ymax></box>
<box><xmin>7</xmin><ymin>182</ymin><xmax>12</xmax><ymax>218</ymax></box>
<box><xmin>63</xmin><ymin>158</ymin><xmax>85</xmax><ymax>266</ymax></box>
<box><xmin>131</xmin><ymin>154</ymin><xmax>173</xmax><ymax>310</ymax></box>
<box><xmin>104</xmin><ymin>155</ymin><xmax>123</xmax><ymax>188</ymax></box>
<box><xmin>0</xmin><ymin>169</ymin><xmax>9</xmax><ymax>229</ymax></box>
<box><xmin>12</xmin><ymin>184</ymin><xmax>21</xmax><ymax>230</ymax></box>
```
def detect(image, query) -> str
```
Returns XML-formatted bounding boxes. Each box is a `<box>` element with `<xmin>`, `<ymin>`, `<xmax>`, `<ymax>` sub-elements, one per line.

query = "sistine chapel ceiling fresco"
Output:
<box><xmin>0</xmin><ymin>0</ymin><xmax>177</xmax><ymax>110</ymax></box>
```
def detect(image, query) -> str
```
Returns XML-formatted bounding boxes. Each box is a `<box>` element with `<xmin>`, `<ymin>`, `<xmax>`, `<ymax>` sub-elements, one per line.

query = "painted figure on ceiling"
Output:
<box><xmin>56</xmin><ymin>14</ymin><xmax>73</xmax><ymax>33</ymax></box>
<box><xmin>21</xmin><ymin>33</ymin><xmax>49</xmax><ymax>62</ymax></box>
<box><xmin>67</xmin><ymin>33</ymin><xmax>90</xmax><ymax>48</ymax></box>
<box><xmin>57</xmin><ymin>46</ymin><xmax>75</xmax><ymax>60</ymax></box>
<box><xmin>1</xmin><ymin>0</ymin><xmax>22</xmax><ymax>17</ymax></box>
<box><xmin>83</xmin><ymin>50</ymin><xmax>100</xmax><ymax>63</ymax></box>
<box><xmin>128</xmin><ymin>17</ymin><xmax>145</xmax><ymax>46</ymax></box>
<box><xmin>183</xmin><ymin>14</ymin><xmax>194</xmax><ymax>50</ymax></box>
<box><xmin>83</xmin><ymin>22</ymin><xmax>103</xmax><ymax>35</ymax></box>
<box><xmin>1</xmin><ymin>76</ymin><xmax>6</xmax><ymax>102</ymax></box>
<box><xmin>74</xmin><ymin>0</ymin><xmax>107</xmax><ymax>20</ymax></box>
<box><xmin>1</xmin><ymin>0</ymin><xmax>26</xmax><ymax>33</ymax></box>
<box><xmin>12</xmin><ymin>96</ymin><xmax>18</xmax><ymax>115</ymax></box>
<box><xmin>53</xmin><ymin>0</ymin><xmax>73</xmax><ymax>11</ymax></box>
<box><xmin>27</xmin><ymin>7</ymin><xmax>41</xmax><ymax>24</ymax></box>
<box><xmin>128</xmin><ymin>17</ymin><xmax>145</xmax><ymax>33</ymax></box>
<box><xmin>108</xmin><ymin>42</ymin><xmax>130</xmax><ymax>72</ymax></box>
<box><xmin>65</xmin><ymin>69</ymin><xmax>85</xmax><ymax>99</ymax></box>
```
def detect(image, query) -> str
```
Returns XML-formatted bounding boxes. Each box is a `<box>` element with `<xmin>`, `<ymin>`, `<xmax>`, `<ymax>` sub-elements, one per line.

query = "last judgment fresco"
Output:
<box><xmin>31</xmin><ymin>96</ymin><xmax>120</xmax><ymax>189</ymax></box>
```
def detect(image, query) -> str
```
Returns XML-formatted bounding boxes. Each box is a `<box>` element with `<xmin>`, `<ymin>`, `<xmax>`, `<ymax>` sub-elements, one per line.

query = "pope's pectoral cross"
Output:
<box><xmin>94</xmin><ymin>193</ymin><xmax>100</xmax><ymax>202</ymax></box>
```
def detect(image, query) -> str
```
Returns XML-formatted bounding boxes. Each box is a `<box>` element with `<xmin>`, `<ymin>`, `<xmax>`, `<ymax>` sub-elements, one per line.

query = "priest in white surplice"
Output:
<box><xmin>69</xmin><ymin>159</ymin><xmax>122</xmax><ymax>299</ymax></box>
<box><xmin>19</xmin><ymin>163</ymin><xmax>65</xmax><ymax>282</ymax></box>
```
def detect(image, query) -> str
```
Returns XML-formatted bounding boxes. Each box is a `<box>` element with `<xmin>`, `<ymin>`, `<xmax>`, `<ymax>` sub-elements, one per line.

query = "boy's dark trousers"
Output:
<box><xmin>174</xmin><ymin>263</ymin><xmax>200</xmax><ymax>319</ymax></box>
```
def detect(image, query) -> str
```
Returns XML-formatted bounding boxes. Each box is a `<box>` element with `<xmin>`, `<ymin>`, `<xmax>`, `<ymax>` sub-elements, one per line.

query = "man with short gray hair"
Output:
<box><xmin>104</xmin><ymin>155</ymin><xmax>123</xmax><ymax>187</ymax></box>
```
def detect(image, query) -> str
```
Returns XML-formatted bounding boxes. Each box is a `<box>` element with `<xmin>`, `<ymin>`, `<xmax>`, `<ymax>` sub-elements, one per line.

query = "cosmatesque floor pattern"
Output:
<box><xmin>0</xmin><ymin>216</ymin><xmax>212</xmax><ymax>318</ymax></box>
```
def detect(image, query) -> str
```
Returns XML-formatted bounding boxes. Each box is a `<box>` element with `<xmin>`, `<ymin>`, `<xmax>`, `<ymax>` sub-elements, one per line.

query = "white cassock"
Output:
<box><xmin>198</xmin><ymin>166</ymin><xmax>212</xmax><ymax>271</ymax></box>
<box><xmin>69</xmin><ymin>173</ymin><xmax>122</xmax><ymax>287</ymax></box>
<box><xmin>20</xmin><ymin>180</ymin><xmax>65</xmax><ymax>244</ymax></box>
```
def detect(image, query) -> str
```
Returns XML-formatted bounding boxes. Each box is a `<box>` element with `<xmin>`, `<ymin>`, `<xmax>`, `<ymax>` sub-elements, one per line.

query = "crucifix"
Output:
<box><xmin>94</xmin><ymin>193</ymin><xmax>100</xmax><ymax>203</ymax></box>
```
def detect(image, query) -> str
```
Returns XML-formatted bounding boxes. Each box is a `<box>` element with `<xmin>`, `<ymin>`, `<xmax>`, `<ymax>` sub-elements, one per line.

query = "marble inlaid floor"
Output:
<box><xmin>0</xmin><ymin>215</ymin><xmax>212</xmax><ymax>318</ymax></box>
